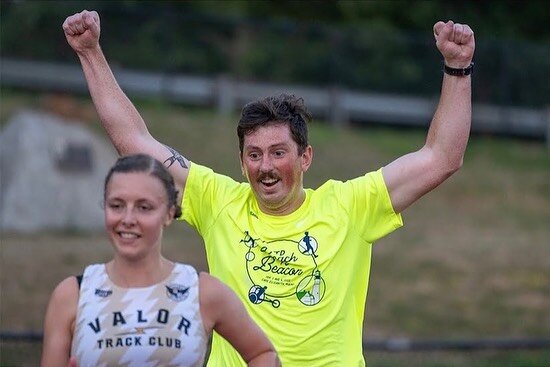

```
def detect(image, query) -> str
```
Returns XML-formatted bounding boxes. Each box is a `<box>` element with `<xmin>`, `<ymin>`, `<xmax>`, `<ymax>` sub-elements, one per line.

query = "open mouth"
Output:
<box><xmin>260</xmin><ymin>177</ymin><xmax>279</xmax><ymax>187</ymax></box>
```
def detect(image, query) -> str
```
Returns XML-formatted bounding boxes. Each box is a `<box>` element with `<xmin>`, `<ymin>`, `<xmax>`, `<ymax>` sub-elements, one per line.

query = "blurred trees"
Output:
<box><xmin>1</xmin><ymin>0</ymin><xmax>549</xmax><ymax>107</ymax></box>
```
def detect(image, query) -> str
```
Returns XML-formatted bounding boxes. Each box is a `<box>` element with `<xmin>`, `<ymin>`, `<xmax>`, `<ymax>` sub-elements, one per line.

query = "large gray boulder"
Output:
<box><xmin>0</xmin><ymin>110</ymin><xmax>118</xmax><ymax>232</ymax></box>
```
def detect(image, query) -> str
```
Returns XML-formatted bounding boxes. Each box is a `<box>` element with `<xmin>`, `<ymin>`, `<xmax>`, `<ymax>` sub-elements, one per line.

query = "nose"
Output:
<box><xmin>259</xmin><ymin>155</ymin><xmax>274</xmax><ymax>173</ymax></box>
<box><xmin>121</xmin><ymin>207</ymin><xmax>137</xmax><ymax>226</ymax></box>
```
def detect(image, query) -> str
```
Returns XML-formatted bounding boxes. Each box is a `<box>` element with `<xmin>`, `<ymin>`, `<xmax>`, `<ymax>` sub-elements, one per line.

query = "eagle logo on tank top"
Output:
<box><xmin>165</xmin><ymin>284</ymin><xmax>190</xmax><ymax>302</ymax></box>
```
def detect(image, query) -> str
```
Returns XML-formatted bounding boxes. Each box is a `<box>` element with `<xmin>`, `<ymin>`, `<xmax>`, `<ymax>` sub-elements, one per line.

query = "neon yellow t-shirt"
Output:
<box><xmin>182</xmin><ymin>163</ymin><xmax>403</xmax><ymax>367</ymax></box>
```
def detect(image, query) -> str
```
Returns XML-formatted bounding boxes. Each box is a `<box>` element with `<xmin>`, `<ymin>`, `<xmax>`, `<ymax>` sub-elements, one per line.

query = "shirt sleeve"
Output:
<box><xmin>181</xmin><ymin>163</ymin><xmax>245</xmax><ymax>237</ymax></box>
<box><xmin>339</xmin><ymin>168</ymin><xmax>403</xmax><ymax>244</ymax></box>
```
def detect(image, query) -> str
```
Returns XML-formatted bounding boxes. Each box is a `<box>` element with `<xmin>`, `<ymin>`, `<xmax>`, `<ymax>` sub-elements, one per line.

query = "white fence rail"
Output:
<box><xmin>2</xmin><ymin>58</ymin><xmax>548</xmax><ymax>142</ymax></box>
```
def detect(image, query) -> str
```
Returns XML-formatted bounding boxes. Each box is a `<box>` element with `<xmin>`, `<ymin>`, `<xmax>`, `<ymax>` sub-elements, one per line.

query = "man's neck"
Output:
<box><xmin>258</xmin><ymin>189</ymin><xmax>306</xmax><ymax>216</ymax></box>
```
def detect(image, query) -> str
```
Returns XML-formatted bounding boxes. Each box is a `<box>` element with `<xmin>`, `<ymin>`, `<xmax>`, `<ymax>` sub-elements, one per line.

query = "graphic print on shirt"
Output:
<box><xmin>239</xmin><ymin>231</ymin><xmax>326</xmax><ymax>308</ymax></box>
<box><xmin>166</xmin><ymin>284</ymin><xmax>190</xmax><ymax>302</ymax></box>
<box><xmin>72</xmin><ymin>264</ymin><xmax>207</xmax><ymax>367</ymax></box>
<box><xmin>86</xmin><ymin>283</ymin><xmax>194</xmax><ymax>352</ymax></box>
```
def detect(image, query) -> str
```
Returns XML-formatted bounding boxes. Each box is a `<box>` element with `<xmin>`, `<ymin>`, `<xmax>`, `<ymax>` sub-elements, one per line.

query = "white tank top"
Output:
<box><xmin>71</xmin><ymin>263</ymin><xmax>208</xmax><ymax>367</ymax></box>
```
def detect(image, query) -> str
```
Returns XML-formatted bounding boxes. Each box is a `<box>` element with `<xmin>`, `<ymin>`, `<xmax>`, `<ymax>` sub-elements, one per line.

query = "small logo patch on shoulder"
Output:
<box><xmin>165</xmin><ymin>284</ymin><xmax>190</xmax><ymax>302</ymax></box>
<box><xmin>95</xmin><ymin>288</ymin><xmax>112</xmax><ymax>298</ymax></box>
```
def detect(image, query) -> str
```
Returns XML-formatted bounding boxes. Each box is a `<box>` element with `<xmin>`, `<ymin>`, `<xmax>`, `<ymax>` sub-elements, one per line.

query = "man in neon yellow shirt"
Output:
<box><xmin>63</xmin><ymin>10</ymin><xmax>475</xmax><ymax>366</ymax></box>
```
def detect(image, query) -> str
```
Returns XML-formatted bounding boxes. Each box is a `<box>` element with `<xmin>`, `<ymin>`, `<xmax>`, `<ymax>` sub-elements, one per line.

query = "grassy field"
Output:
<box><xmin>1</xmin><ymin>90</ymin><xmax>549</xmax><ymax>366</ymax></box>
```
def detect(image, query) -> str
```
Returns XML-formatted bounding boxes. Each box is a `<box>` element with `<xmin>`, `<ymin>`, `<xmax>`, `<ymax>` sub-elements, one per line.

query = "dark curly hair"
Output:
<box><xmin>237</xmin><ymin>93</ymin><xmax>312</xmax><ymax>155</ymax></box>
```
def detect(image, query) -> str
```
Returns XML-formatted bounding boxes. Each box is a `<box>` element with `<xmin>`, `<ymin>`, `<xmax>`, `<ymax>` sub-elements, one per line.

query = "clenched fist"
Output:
<box><xmin>62</xmin><ymin>10</ymin><xmax>100</xmax><ymax>54</ymax></box>
<box><xmin>433</xmin><ymin>20</ymin><xmax>475</xmax><ymax>69</ymax></box>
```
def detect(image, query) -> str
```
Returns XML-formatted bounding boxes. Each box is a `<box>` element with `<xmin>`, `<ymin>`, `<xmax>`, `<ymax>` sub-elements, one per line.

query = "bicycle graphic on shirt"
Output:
<box><xmin>239</xmin><ymin>231</ymin><xmax>326</xmax><ymax>308</ymax></box>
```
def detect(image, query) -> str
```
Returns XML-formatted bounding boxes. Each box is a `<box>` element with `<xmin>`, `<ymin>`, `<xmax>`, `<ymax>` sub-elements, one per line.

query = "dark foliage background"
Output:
<box><xmin>2</xmin><ymin>0</ymin><xmax>549</xmax><ymax>107</ymax></box>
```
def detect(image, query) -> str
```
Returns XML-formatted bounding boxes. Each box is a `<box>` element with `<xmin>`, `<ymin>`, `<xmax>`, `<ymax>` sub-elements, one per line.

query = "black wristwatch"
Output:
<box><xmin>443</xmin><ymin>62</ymin><xmax>474</xmax><ymax>76</ymax></box>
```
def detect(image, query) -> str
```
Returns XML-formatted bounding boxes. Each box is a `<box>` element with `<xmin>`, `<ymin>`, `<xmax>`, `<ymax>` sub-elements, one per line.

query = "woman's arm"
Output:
<box><xmin>40</xmin><ymin>276</ymin><xmax>79</xmax><ymax>367</ymax></box>
<box><xmin>199</xmin><ymin>272</ymin><xmax>281</xmax><ymax>367</ymax></box>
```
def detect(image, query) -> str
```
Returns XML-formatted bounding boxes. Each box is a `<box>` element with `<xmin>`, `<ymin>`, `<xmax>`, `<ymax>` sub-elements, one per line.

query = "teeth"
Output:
<box><xmin>119</xmin><ymin>232</ymin><xmax>138</xmax><ymax>238</ymax></box>
<box><xmin>262</xmin><ymin>178</ymin><xmax>277</xmax><ymax>184</ymax></box>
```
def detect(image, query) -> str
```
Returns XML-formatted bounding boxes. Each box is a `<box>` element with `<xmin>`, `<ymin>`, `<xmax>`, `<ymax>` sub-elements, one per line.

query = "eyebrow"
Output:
<box><xmin>106</xmin><ymin>197</ymin><xmax>159</xmax><ymax>204</ymax></box>
<box><xmin>244</xmin><ymin>142</ymin><xmax>290</xmax><ymax>151</ymax></box>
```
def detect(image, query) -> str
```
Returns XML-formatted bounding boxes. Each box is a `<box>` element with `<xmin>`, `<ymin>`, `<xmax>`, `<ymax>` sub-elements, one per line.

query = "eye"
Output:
<box><xmin>274</xmin><ymin>150</ymin><xmax>286</xmax><ymax>157</ymax></box>
<box><xmin>107</xmin><ymin>202</ymin><xmax>123</xmax><ymax>211</ymax></box>
<box><xmin>248</xmin><ymin>152</ymin><xmax>261</xmax><ymax>160</ymax></box>
<box><xmin>138</xmin><ymin>204</ymin><xmax>152</xmax><ymax>212</ymax></box>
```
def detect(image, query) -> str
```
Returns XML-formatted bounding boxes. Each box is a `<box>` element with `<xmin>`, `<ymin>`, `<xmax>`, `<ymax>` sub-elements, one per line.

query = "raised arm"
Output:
<box><xmin>382</xmin><ymin>20</ymin><xmax>475</xmax><ymax>213</ymax></box>
<box><xmin>40</xmin><ymin>277</ymin><xmax>78</xmax><ymax>367</ymax></box>
<box><xmin>62</xmin><ymin>10</ymin><xmax>190</xmax><ymax>197</ymax></box>
<box><xmin>199</xmin><ymin>273</ymin><xmax>281</xmax><ymax>367</ymax></box>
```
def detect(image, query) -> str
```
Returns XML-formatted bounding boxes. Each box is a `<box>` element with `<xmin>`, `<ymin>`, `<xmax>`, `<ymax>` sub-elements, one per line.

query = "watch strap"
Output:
<box><xmin>444</xmin><ymin>62</ymin><xmax>474</xmax><ymax>76</ymax></box>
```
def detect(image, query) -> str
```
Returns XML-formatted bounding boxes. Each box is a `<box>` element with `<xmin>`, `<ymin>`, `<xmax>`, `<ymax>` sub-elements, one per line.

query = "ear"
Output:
<box><xmin>164</xmin><ymin>207</ymin><xmax>176</xmax><ymax>227</ymax></box>
<box><xmin>301</xmin><ymin>145</ymin><xmax>313</xmax><ymax>172</ymax></box>
<box><xmin>239</xmin><ymin>152</ymin><xmax>246</xmax><ymax>177</ymax></box>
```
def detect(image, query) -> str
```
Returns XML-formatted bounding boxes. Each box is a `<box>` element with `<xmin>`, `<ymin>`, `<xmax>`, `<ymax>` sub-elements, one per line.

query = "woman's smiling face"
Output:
<box><xmin>104</xmin><ymin>171</ymin><xmax>174</xmax><ymax>260</ymax></box>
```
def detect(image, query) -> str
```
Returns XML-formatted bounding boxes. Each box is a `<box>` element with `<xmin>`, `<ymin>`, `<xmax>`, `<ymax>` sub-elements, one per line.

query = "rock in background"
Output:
<box><xmin>0</xmin><ymin>109</ymin><xmax>117</xmax><ymax>232</ymax></box>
